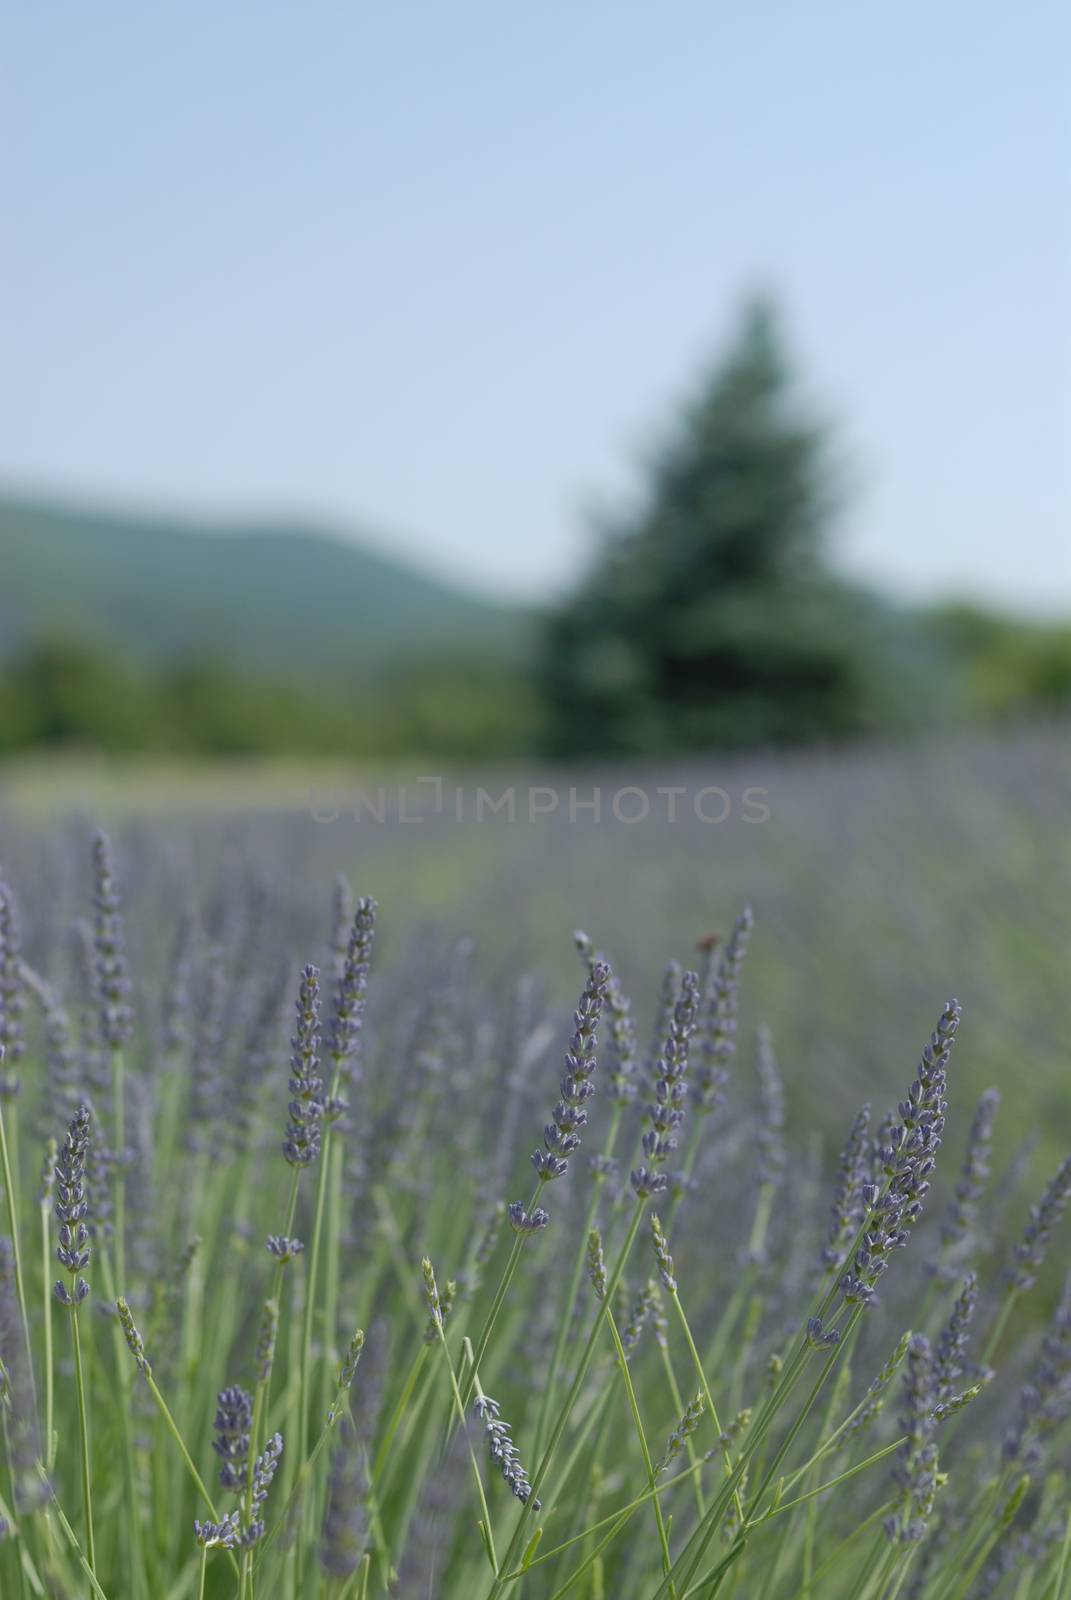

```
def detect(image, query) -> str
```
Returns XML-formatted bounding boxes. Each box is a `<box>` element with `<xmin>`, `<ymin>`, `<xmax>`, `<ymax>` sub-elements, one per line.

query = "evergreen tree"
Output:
<box><xmin>542</xmin><ymin>298</ymin><xmax>878</xmax><ymax>755</ymax></box>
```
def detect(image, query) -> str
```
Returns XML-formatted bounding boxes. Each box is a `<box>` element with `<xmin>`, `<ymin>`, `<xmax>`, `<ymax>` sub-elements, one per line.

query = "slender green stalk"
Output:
<box><xmin>657</xmin><ymin>1332</ymin><xmax>705</xmax><ymax>1519</ymax></box>
<box><xmin>502</xmin><ymin>1456</ymin><xmax>712</xmax><ymax>1577</ymax></box>
<box><xmin>39</xmin><ymin>1202</ymin><xmax>54</xmax><ymax>1469</ymax></box>
<box><xmin>747</xmin><ymin>1436</ymin><xmax>905</xmax><ymax>1524</ymax></box>
<box><xmin>0</xmin><ymin>1105</ymin><xmax>31</xmax><ymax>1368</ymax></box>
<box><xmin>38</xmin><ymin>1469</ymin><xmax>112</xmax><ymax>1600</ymax></box>
<box><xmin>461</xmin><ymin>1182</ymin><xmax>544</xmax><ymax>1415</ymax></box>
<box><xmin>427</xmin><ymin>1271</ymin><xmax>498</xmax><ymax>1573</ymax></box>
<box><xmin>371</xmin><ymin>1345</ymin><xmax>429</xmax><ymax>1484</ymax></box>
<box><xmin>0</xmin><ymin>1413</ymin><xmax>29</xmax><ymax>1600</ymax></box>
<box><xmin>111</xmin><ymin>1048</ymin><xmax>126</xmax><ymax>1294</ymax></box>
<box><xmin>531</xmin><ymin>1105</ymin><xmax>623</xmax><ymax>1462</ymax></box>
<box><xmin>197</xmin><ymin>1545</ymin><xmax>207</xmax><ymax>1600</ymax></box>
<box><xmin>982</xmin><ymin>1289</ymin><xmax>1019</xmax><ymax>1367</ymax></box>
<box><xmin>488</xmin><ymin>1198</ymin><xmax>649</xmax><ymax>1598</ymax></box>
<box><xmin>69</xmin><ymin>1309</ymin><xmax>96</xmax><ymax>1576</ymax></box>
<box><xmin>138</xmin><ymin>1367</ymin><xmax>242</xmax><ymax>1583</ymax></box>
<box><xmin>665</xmin><ymin>1278</ymin><xmax>744</xmax><ymax>1525</ymax></box>
<box><xmin>1055</xmin><ymin>1496</ymin><xmax>1071</xmax><ymax>1600</ymax></box>
<box><xmin>602</xmin><ymin>1303</ymin><xmax>675</xmax><ymax>1590</ymax></box>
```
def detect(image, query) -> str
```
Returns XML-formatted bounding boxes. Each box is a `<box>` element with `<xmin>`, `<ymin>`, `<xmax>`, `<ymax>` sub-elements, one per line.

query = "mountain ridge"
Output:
<box><xmin>0</xmin><ymin>491</ymin><xmax>534</xmax><ymax>676</ymax></box>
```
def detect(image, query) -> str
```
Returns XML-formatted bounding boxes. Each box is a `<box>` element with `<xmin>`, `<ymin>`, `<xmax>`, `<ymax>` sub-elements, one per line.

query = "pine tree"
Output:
<box><xmin>542</xmin><ymin>298</ymin><xmax>876</xmax><ymax>755</ymax></box>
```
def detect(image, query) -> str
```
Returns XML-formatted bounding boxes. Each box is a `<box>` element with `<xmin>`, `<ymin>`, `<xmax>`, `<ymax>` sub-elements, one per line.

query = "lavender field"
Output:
<box><xmin>0</xmin><ymin>725</ymin><xmax>1068</xmax><ymax>1598</ymax></box>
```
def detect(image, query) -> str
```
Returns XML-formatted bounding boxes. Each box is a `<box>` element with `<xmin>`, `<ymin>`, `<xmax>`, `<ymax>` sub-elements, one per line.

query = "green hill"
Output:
<box><xmin>0</xmin><ymin>493</ymin><xmax>532</xmax><ymax>675</ymax></box>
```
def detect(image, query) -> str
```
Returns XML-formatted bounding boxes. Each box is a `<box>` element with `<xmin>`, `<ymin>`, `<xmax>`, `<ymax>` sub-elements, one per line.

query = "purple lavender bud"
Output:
<box><xmin>1003</xmin><ymin>1273</ymin><xmax>1071</xmax><ymax>1467</ymax></box>
<box><xmin>0</xmin><ymin>879</ymin><xmax>26</xmax><ymax>1098</ymax></box>
<box><xmin>631</xmin><ymin>969</ymin><xmax>700</xmax><ymax>1200</ymax></box>
<box><xmin>934</xmin><ymin>1273</ymin><xmax>979</xmax><ymax>1404</ymax></box>
<box><xmin>326</xmin><ymin>896</ymin><xmax>376</xmax><ymax>1087</ymax></box>
<box><xmin>833</xmin><ymin>1001</ymin><xmax>961</xmax><ymax>1318</ymax></box>
<box><xmin>941</xmin><ymin>1089</ymin><xmax>1000</xmax><ymax>1250</ymax></box>
<box><xmin>54</xmin><ymin>1104</ymin><xmax>92</xmax><ymax>1306</ymax></box>
<box><xmin>240</xmin><ymin>1432</ymin><xmax>282</xmax><ymax>1546</ymax></box>
<box><xmin>575</xmin><ymin>931</ymin><xmax>637</xmax><ymax>1104</ymax></box>
<box><xmin>693</xmin><ymin>907</ymin><xmax>753</xmax><ymax>1112</ymax></box>
<box><xmin>820</xmin><ymin>1106</ymin><xmax>871</xmax><ymax>1275</ymax></box>
<box><xmin>885</xmin><ymin>1333</ymin><xmax>939</xmax><ymax>1543</ymax></box>
<box><xmin>1005</xmin><ymin>1152</ymin><xmax>1071</xmax><ymax>1293</ymax></box>
<box><xmin>212</xmin><ymin>1384</ymin><xmax>253</xmax><ymax>1492</ymax></box>
<box><xmin>510</xmin><ymin>958</ymin><xmax>610</xmax><ymax>1229</ymax></box>
<box><xmin>91</xmin><ymin>832</ymin><xmax>134</xmax><ymax>1050</ymax></box>
<box><xmin>474</xmin><ymin>1394</ymin><xmax>541</xmax><ymax>1511</ymax></box>
<box><xmin>282</xmin><ymin>965</ymin><xmax>324</xmax><ymax>1168</ymax></box>
<box><xmin>266</xmin><ymin>1234</ymin><xmax>304</xmax><ymax>1262</ymax></box>
<box><xmin>194</xmin><ymin>1511</ymin><xmax>240</xmax><ymax>1549</ymax></box>
<box><xmin>507</xmin><ymin>1202</ymin><xmax>549</xmax><ymax>1235</ymax></box>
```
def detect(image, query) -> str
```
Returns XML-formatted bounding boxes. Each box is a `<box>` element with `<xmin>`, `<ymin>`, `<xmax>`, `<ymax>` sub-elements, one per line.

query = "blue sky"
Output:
<box><xmin>4</xmin><ymin>1</ymin><xmax>1068</xmax><ymax>610</ymax></box>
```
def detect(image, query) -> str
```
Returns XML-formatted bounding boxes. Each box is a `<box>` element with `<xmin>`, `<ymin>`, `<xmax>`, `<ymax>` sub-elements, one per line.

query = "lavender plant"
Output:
<box><xmin>0</xmin><ymin>820</ymin><xmax>1065</xmax><ymax>1600</ymax></box>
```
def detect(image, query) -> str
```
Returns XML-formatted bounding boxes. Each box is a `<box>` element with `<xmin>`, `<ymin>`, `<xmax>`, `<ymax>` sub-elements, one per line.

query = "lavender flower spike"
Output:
<box><xmin>836</xmin><ymin>1000</ymin><xmax>961</xmax><ymax>1314</ymax></box>
<box><xmin>240</xmin><ymin>1432</ymin><xmax>282</xmax><ymax>1547</ymax></box>
<box><xmin>212</xmin><ymin>1384</ymin><xmax>253</xmax><ymax>1492</ymax></box>
<box><xmin>941</xmin><ymin>1088</ymin><xmax>1000</xmax><ymax>1253</ymax></box>
<box><xmin>325</xmin><ymin>895</ymin><xmax>377</xmax><ymax>1116</ymax></box>
<box><xmin>0</xmin><ymin>879</ymin><xmax>26</xmax><ymax>1098</ymax></box>
<box><xmin>282</xmin><ymin>965</ymin><xmax>324</xmax><ymax>1168</ymax></box>
<box><xmin>693</xmin><ymin>906</ymin><xmax>753</xmax><ymax>1112</ymax></box>
<box><xmin>1005</xmin><ymin>1151</ymin><xmax>1071</xmax><ymax>1293</ymax></box>
<box><xmin>631</xmin><ymin>969</ymin><xmax>701</xmax><ymax>1199</ymax></box>
<box><xmin>820</xmin><ymin>1105</ymin><xmax>871</xmax><ymax>1276</ymax></box>
<box><xmin>475</xmin><ymin>1395</ymin><xmax>541</xmax><ymax>1510</ymax></box>
<box><xmin>885</xmin><ymin>1333</ymin><xmax>939</xmax><ymax>1544</ymax></box>
<box><xmin>530</xmin><ymin>960</ymin><xmax>610</xmax><ymax>1183</ymax></box>
<box><xmin>91</xmin><ymin>831</ymin><xmax>134</xmax><ymax>1050</ymax></box>
<box><xmin>54</xmin><ymin>1104</ymin><xmax>92</xmax><ymax>1307</ymax></box>
<box><xmin>575</xmin><ymin>931</ymin><xmax>637</xmax><ymax>1104</ymax></box>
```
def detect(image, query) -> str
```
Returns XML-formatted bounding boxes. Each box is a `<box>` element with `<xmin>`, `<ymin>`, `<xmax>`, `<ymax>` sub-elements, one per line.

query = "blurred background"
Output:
<box><xmin>2</xmin><ymin>2</ymin><xmax>1069</xmax><ymax>771</ymax></box>
<box><xmin>1</xmin><ymin>6</ymin><xmax>1069</xmax><ymax>1145</ymax></box>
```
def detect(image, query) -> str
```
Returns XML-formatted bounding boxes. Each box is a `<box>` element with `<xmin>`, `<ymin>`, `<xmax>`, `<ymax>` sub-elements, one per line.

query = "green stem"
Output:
<box><xmin>982</xmin><ymin>1289</ymin><xmax>1019</xmax><ymax>1367</ymax></box>
<box><xmin>461</xmin><ymin>1181</ymin><xmax>544</xmax><ymax>1415</ymax></box>
<box><xmin>747</xmin><ymin>1436</ymin><xmax>905</xmax><ymax>1524</ymax></box>
<box><xmin>40</xmin><ymin>1204</ymin><xmax>54</xmax><ymax>1469</ymax></box>
<box><xmin>422</xmin><ymin>1311</ymin><xmax>498</xmax><ymax>1573</ymax></box>
<box><xmin>371</xmin><ymin>1345</ymin><xmax>429</xmax><ymax>1485</ymax></box>
<box><xmin>111</xmin><ymin>1048</ymin><xmax>126</xmax><ymax>1294</ymax></box>
<box><xmin>531</xmin><ymin>1106</ymin><xmax>622</xmax><ymax>1462</ymax></box>
<box><xmin>782</xmin><ymin>1497</ymin><xmax>899</xmax><ymax>1600</ymax></box>
<box><xmin>197</xmin><ymin>1545</ymin><xmax>207</xmax><ymax>1600</ymax></box>
<box><xmin>666</xmin><ymin>1282</ymin><xmax>744</xmax><ymax>1525</ymax></box>
<box><xmin>38</xmin><ymin>1469</ymin><xmax>112</xmax><ymax>1600</ymax></box>
<box><xmin>603</xmin><ymin>1303</ymin><xmax>675</xmax><ymax>1590</ymax></box>
<box><xmin>488</xmin><ymin>1198</ymin><xmax>648</xmax><ymax>1599</ymax></box>
<box><xmin>658</xmin><ymin>1336</ymin><xmax>705</xmax><ymax>1520</ymax></box>
<box><xmin>140</xmin><ymin>1368</ymin><xmax>242</xmax><ymax>1582</ymax></box>
<box><xmin>301</xmin><ymin>1062</ymin><xmax>345</xmax><ymax>1474</ymax></box>
<box><xmin>1054</xmin><ymin>1495</ymin><xmax>1071</xmax><ymax>1600</ymax></box>
<box><xmin>0</xmin><ymin>1105</ymin><xmax>31</xmax><ymax>1376</ymax></box>
<box><xmin>70</xmin><ymin>1309</ymin><xmax>95</xmax><ymax>1577</ymax></box>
